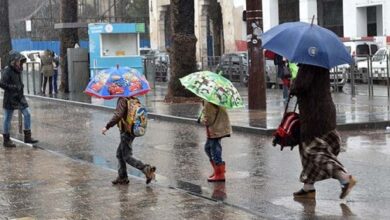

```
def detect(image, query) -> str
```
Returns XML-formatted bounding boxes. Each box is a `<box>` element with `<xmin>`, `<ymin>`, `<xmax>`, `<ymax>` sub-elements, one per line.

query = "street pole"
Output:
<box><xmin>246</xmin><ymin>0</ymin><xmax>266</xmax><ymax>110</ymax></box>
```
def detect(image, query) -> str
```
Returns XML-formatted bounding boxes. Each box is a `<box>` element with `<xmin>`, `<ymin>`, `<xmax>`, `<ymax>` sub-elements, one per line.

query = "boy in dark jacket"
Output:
<box><xmin>0</xmin><ymin>51</ymin><xmax>38</xmax><ymax>147</ymax></box>
<box><xmin>102</xmin><ymin>96</ymin><xmax>156</xmax><ymax>185</ymax></box>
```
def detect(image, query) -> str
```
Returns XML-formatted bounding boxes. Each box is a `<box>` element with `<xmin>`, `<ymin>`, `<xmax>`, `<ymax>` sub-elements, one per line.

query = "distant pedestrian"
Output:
<box><xmin>40</xmin><ymin>49</ymin><xmax>54</xmax><ymax>95</ymax></box>
<box><xmin>290</xmin><ymin>64</ymin><xmax>356</xmax><ymax>200</ymax></box>
<box><xmin>274</xmin><ymin>53</ymin><xmax>289</xmax><ymax>102</ymax></box>
<box><xmin>0</xmin><ymin>51</ymin><xmax>39</xmax><ymax>147</ymax></box>
<box><xmin>199</xmin><ymin>101</ymin><xmax>231</xmax><ymax>182</ymax></box>
<box><xmin>102</xmin><ymin>96</ymin><xmax>156</xmax><ymax>185</ymax></box>
<box><xmin>52</xmin><ymin>51</ymin><xmax>59</xmax><ymax>94</ymax></box>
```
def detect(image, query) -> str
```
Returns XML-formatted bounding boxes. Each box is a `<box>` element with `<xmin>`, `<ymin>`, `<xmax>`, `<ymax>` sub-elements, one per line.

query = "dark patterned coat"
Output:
<box><xmin>290</xmin><ymin>64</ymin><xmax>336</xmax><ymax>144</ymax></box>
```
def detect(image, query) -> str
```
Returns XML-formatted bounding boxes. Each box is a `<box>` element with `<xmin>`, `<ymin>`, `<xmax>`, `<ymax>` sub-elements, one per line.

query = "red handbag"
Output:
<box><xmin>272</xmin><ymin>96</ymin><xmax>300</xmax><ymax>151</ymax></box>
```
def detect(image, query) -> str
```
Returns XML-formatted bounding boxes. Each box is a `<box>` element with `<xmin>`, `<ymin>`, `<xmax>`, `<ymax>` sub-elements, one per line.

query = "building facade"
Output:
<box><xmin>149</xmin><ymin>0</ymin><xmax>390</xmax><ymax>61</ymax></box>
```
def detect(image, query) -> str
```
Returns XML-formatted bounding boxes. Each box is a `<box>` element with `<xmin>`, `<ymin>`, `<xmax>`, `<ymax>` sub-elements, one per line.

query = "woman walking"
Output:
<box><xmin>290</xmin><ymin>64</ymin><xmax>356</xmax><ymax>199</ymax></box>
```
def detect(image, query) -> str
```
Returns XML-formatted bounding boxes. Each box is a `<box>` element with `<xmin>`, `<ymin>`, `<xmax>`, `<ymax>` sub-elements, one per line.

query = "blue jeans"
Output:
<box><xmin>283</xmin><ymin>84</ymin><xmax>289</xmax><ymax>101</ymax></box>
<box><xmin>3</xmin><ymin>108</ymin><xmax>31</xmax><ymax>134</ymax></box>
<box><xmin>53</xmin><ymin>70</ymin><xmax>58</xmax><ymax>93</ymax></box>
<box><xmin>204</xmin><ymin>138</ymin><xmax>223</xmax><ymax>165</ymax></box>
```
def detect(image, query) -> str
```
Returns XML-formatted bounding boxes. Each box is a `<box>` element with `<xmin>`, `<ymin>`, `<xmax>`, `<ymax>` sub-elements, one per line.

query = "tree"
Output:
<box><xmin>166</xmin><ymin>0</ymin><xmax>197</xmax><ymax>101</ymax></box>
<box><xmin>59</xmin><ymin>0</ymin><xmax>79</xmax><ymax>93</ymax></box>
<box><xmin>0</xmin><ymin>0</ymin><xmax>12</xmax><ymax>69</ymax></box>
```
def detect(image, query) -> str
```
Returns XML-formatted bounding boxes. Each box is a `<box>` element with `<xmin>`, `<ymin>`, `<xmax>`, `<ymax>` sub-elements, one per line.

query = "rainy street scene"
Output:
<box><xmin>1</xmin><ymin>0</ymin><xmax>390</xmax><ymax>220</ymax></box>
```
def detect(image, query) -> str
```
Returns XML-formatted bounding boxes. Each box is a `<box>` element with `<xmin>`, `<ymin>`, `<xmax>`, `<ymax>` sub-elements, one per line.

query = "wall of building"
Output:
<box><xmin>149</xmin><ymin>0</ymin><xmax>390</xmax><ymax>61</ymax></box>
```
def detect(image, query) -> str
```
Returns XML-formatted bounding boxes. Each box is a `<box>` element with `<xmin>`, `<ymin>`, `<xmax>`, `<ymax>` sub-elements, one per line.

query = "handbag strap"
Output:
<box><xmin>283</xmin><ymin>95</ymin><xmax>298</xmax><ymax>116</ymax></box>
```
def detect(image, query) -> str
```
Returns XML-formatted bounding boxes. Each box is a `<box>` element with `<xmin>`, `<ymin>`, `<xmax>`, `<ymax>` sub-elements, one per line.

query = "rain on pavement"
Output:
<box><xmin>1</xmin><ymin>96</ymin><xmax>389</xmax><ymax>219</ymax></box>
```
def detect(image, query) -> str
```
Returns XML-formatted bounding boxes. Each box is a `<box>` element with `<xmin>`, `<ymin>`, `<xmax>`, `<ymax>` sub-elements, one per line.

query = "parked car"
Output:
<box><xmin>144</xmin><ymin>50</ymin><xmax>170</xmax><ymax>82</ymax></box>
<box><xmin>215</xmin><ymin>52</ymin><xmax>249</xmax><ymax>86</ymax></box>
<box><xmin>356</xmin><ymin>47</ymin><xmax>389</xmax><ymax>82</ymax></box>
<box><xmin>337</xmin><ymin>41</ymin><xmax>379</xmax><ymax>83</ymax></box>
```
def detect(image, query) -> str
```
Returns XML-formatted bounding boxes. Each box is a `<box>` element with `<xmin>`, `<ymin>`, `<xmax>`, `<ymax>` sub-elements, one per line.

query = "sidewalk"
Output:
<box><xmin>0</xmin><ymin>143</ymin><xmax>257</xmax><ymax>219</ymax></box>
<box><xmin>1</xmin><ymin>95</ymin><xmax>390</xmax><ymax>219</ymax></box>
<box><xmin>27</xmin><ymin>82</ymin><xmax>390</xmax><ymax>133</ymax></box>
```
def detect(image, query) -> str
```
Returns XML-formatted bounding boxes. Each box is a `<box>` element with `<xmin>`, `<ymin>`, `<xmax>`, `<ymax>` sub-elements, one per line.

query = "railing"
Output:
<box><xmin>22</xmin><ymin>62</ymin><xmax>42</xmax><ymax>95</ymax></box>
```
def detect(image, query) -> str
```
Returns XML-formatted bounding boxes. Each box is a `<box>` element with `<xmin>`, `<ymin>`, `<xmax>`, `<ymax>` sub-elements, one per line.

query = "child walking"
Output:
<box><xmin>199</xmin><ymin>101</ymin><xmax>231</xmax><ymax>182</ymax></box>
<box><xmin>102</xmin><ymin>96</ymin><xmax>156</xmax><ymax>185</ymax></box>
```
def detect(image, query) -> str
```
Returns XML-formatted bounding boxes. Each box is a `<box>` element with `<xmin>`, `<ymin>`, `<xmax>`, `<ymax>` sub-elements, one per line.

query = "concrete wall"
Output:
<box><xmin>344</xmin><ymin>0</ymin><xmax>390</xmax><ymax>38</ymax></box>
<box><xmin>299</xmin><ymin>0</ymin><xmax>318</xmax><ymax>24</ymax></box>
<box><xmin>263</xmin><ymin>0</ymin><xmax>279</xmax><ymax>32</ymax></box>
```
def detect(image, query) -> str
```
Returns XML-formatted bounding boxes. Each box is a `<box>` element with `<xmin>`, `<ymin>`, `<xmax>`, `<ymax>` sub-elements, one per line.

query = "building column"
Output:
<box><xmin>149</xmin><ymin>0</ymin><xmax>169</xmax><ymax>50</ymax></box>
<box><xmin>343</xmin><ymin>0</ymin><xmax>357</xmax><ymax>38</ymax></box>
<box><xmin>299</xmin><ymin>0</ymin><xmax>317</xmax><ymax>24</ymax></box>
<box><xmin>263</xmin><ymin>0</ymin><xmax>279</xmax><ymax>31</ymax></box>
<box><xmin>376</xmin><ymin>5</ymin><xmax>383</xmax><ymax>36</ymax></box>
<box><xmin>194</xmin><ymin>0</ymin><xmax>210</xmax><ymax>65</ymax></box>
<box><xmin>157</xmin><ymin>6</ymin><xmax>167</xmax><ymax>51</ymax></box>
<box><xmin>356</xmin><ymin>7</ymin><xmax>367</xmax><ymax>37</ymax></box>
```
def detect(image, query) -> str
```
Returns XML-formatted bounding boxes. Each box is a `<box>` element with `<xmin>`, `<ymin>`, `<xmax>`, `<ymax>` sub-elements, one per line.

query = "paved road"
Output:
<box><xmin>1</xmin><ymin>97</ymin><xmax>390</xmax><ymax>219</ymax></box>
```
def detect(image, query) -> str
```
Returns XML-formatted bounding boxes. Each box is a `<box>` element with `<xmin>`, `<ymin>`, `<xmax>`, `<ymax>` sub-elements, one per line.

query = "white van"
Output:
<box><xmin>343</xmin><ymin>41</ymin><xmax>379</xmax><ymax>62</ymax></box>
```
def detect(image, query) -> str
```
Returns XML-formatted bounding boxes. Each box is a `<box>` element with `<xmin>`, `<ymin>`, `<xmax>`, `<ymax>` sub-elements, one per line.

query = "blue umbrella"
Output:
<box><xmin>261</xmin><ymin>22</ymin><xmax>353</xmax><ymax>69</ymax></box>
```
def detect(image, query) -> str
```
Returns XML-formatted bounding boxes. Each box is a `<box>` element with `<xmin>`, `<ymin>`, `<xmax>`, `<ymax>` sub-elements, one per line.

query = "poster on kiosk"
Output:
<box><xmin>88</xmin><ymin>23</ymin><xmax>145</xmax><ymax>78</ymax></box>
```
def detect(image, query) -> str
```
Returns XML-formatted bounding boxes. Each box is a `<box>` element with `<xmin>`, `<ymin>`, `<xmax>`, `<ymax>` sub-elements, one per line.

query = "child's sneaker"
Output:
<box><xmin>111</xmin><ymin>176</ymin><xmax>129</xmax><ymax>185</ymax></box>
<box><xmin>143</xmin><ymin>165</ymin><xmax>156</xmax><ymax>184</ymax></box>
<box><xmin>340</xmin><ymin>175</ymin><xmax>357</xmax><ymax>199</ymax></box>
<box><xmin>293</xmin><ymin>189</ymin><xmax>316</xmax><ymax>199</ymax></box>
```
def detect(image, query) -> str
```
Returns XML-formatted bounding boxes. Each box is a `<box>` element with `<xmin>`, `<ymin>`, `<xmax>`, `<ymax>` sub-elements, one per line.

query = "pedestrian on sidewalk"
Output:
<box><xmin>290</xmin><ymin>64</ymin><xmax>356</xmax><ymax>200</ymax></box>
<box><xmin>40</xmin><ymin>49</ymin><xmax>54</xmax><ymax>95</ymax></box>
<box><xmin>0</xmin><ymin>51</ymin><xmax>39</xmax><ymax>147</ymax></box>
<box><xmin>199</xmin><ymin>101</ymin><xmax>231</xmax><ymax>182</ymax></box>
<box><xmin>274</xmin><ymin>53</ymin><xmax>289</xmax><ymax>102</ymax></box>
<box><xmin>102</xmin><ymin>96</ymin><xmax>156</xmax><ymax>185</ymax></box>
<box><xmin>51</xmin><ymin>51</ymin><xmax>59</xmax><ymax>94</ymax></box>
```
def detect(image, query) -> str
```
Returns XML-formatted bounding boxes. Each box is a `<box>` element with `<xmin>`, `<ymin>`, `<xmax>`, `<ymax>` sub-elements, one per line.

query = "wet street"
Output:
<box><xmin>0</xmin><ymin>96</ymin><xmax>390</xmax><ymax>219</ymax></box>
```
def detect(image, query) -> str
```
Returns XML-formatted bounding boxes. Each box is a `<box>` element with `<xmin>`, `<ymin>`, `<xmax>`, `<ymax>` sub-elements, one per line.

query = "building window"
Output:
<box><xmin>317</xmin><ymin>0</ymin><xmax>343</xmax><ymax>37</ymax></box>
<box><xmin>367</xmin><ymin>6</ymin><xmax>377</xmax><ymax>36</ymax></box>
<box><xmin>279</xmin><ymin>0</ymin><xmax>299</xmax><ymax>24</ymax></box>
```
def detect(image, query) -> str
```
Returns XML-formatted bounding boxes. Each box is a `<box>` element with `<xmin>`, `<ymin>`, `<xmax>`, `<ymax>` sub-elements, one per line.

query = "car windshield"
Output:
<box><xmin>372</xmin><ymin>49</ymin><xmax>387</xmax><ymax>62</ymax></box>
<box><xmin>356</xmin><ymin>44</ymin><xmax>370</xmax><ymax>57</ymax></box>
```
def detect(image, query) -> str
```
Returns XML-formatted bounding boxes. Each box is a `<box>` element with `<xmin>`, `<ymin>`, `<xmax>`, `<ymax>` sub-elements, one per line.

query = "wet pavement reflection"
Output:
<box><xmin>1</xmin><ymin>97</ymin><xmax>390</xmax><ymax>219</ymax></box>
<box><xmin>24</xmin><ymin>83</ymin><xmax>390</xmax><ymax>129</ymax></box>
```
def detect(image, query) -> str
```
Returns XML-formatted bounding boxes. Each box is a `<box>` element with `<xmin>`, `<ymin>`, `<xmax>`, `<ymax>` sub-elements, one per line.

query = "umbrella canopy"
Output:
<box><xmin>261</xmin><ymin>22</ymin><xmax>353</xmax><ymax>69</ymax></box>
<box><xmin>180</xmin><ymin>71</ymin><xmax>244</xmax><ymax>109</ymax></box>
<box><xmin>85</xmin><ymin>67</ymin><xmax>150</xmax><ymax>99</ymax></box>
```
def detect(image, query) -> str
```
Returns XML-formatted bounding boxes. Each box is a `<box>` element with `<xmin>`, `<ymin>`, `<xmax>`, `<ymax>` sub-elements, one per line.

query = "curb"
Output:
<box><xmin>25</xmin><ymin>94</ymin><xmax>390</xmax><ymax>134</ymax></box>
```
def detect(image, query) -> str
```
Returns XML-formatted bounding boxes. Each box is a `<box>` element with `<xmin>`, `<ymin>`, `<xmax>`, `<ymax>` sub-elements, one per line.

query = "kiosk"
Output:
<box><xmin>88</xmin><ymin>23</ymin><xmax>145</xmax><ymax>77</ymax></box>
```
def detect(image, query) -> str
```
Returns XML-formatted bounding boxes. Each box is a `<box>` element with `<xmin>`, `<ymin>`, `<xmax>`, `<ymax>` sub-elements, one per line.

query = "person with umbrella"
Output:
<box><xmin>262</xmin><ymin>21</ymin><xmax>356</xmax><ymax>199</ymax></box>
<box><xmin>86</xmin><ymin>67</ymin><xmax>156</xmax><ymax>185</ymax></box>
<box><xmin>180</xmin><ymin>71</ymin><xmax>244</xmax><ymax>182</ymax></box>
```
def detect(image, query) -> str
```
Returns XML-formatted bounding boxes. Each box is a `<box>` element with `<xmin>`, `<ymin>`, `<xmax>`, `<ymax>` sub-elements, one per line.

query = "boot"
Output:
<box><xmin>3</xmin><ymin>134</ymin><xmax>16</xmax><ymax>148</ymax></box>
<box><xmin>209</xmin><ymin>160</ymin><xmax>216</xmax><ymax>178</ymax></box>
<box><xmin>208</xmin><ymin>163</ymin><xmax>225</xmax><ymax>182</ymax></box>
<box><xmin>24</xmin><ymin>130</ymin><xmax>38</xmax><ymax>144</ymax></box>
<box><xmin>143</xmin><ymin>165</ymin><xmax>156</xmax><ymax>184</ymax></box>
<box><xmin>112</xmin><ymin>176</ymin><xmax>129</xmax><ymax>185</ymax></box>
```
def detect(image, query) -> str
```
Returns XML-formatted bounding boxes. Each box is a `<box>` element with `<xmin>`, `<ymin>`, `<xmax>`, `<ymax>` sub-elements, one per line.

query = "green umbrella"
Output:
<box><xmin>180</xmin><ymin>71</ymin><xmax>244</xmax><ymax>109</ymax></box>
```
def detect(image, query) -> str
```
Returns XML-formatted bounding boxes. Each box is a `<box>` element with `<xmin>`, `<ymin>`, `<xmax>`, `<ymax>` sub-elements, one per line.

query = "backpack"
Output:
<box><xmin>272</xmin><ymin>96</ymin><xmax>300</xmax><ymax>150</ymax></box>
<box><xmin>120</xmin><ymin>97</ymin><xmax>148</xmax><ymax>137</ymax></box>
